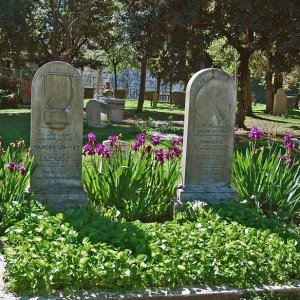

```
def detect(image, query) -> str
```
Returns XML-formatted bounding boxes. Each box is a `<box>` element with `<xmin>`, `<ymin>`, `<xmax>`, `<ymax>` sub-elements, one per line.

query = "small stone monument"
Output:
<box><xmin>30</xmin><ymin>61</ymin><xmax>88</xmax><ymax>212</ymax></box>
<box><xmin>86</xmin><ymin>100</ymin><xmax>105</xmax><ymax>128</ymax></box>
<box><xmin>273</xmin><ymin>88</ymin><xmax>287</xmax><ymax>115</ymax></box>
<box><xmin>175</xmin><ymin>68</ymin><xmax>236</xmax><ymax>211</ymax></box>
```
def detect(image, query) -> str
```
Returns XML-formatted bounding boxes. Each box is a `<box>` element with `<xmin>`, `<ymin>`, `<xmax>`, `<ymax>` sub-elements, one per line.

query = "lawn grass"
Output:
<box><xmin>246</xmin><ymin>103</ymin><xmax>300</xmax><ymax>137</ymax></box>
<box><xmin>0</xmin><ymin>102</ymin><xmax>299</xmax><ymax>148</ymax></box>
<box><xmin>0</xmin><ymin>112</ymin><xmax>31</xmax><ymax>148</ymax></box>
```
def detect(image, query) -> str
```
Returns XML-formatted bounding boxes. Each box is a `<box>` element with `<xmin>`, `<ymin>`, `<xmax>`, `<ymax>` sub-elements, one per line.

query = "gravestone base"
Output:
<box><xmin>174</xmin><ymin>186</ymin><xmax>235</xmax><ymax>212</ymax></box>
<box><xmin>30</xmin><ymin>188</ymin><xmax>88</xmax><ymax>212</ymax></box>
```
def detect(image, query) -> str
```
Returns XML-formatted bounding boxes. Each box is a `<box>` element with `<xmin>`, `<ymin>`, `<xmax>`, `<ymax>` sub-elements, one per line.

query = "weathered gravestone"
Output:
<box><xmin>175</xmin><ymin>68</ymin><xmax>236</xmax><ymax>211</ymax></box>
<box><xmin>30</xmin><ymin>61</ymin><xmax>88</xmax><ymax>212</ymax></box>
<box><xmin>273</xmin><ymin>88</ymin><xmax>287</xmax><ymax>115</ymax></box>
<box><xmin>86</xmin><ymin>99</ymin><xmax>105</xmax><ymax>128</ymax></box>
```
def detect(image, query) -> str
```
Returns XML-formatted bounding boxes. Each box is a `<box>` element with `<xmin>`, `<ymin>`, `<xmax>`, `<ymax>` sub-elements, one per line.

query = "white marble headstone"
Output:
<box><xmin>175</xmin><ymin>68</ymin><xmax>236</xmax><ymax>210</ymax></box>
<box><xmin>30</xmin><ymin>61</ymin><xmax>88</xmax><ymax>212</ymax></box>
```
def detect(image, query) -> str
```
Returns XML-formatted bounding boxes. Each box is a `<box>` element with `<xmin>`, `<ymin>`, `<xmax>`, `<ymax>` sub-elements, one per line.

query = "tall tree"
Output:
<box><xmin>119</xmin><ymin>0</ymin><xmax>166</xmax><ymax>112</ymax></box>
<box><xmin>215</xmin><ymin>0</ymin><xmax>300</xmax><ymax>126</ymax></box>
<box><xmin>0</xmin><ymin>0</ymin><xmax>115</xmax><ymax>65</ymax></box>
<box><xmin>0</xmin><ymin>0</ymin><xmax>36</xmax><ymax>67</ymax></box>
<box><xmin>158</xmin><ymin>0</ymin><xmax>213</xmax><ymax>87</ymax></box>
<box><xmin>215</xmin><ymin>1</ymin><xmax>266</xmax><ymax>126</ymax></box>
<box><xmin>263</xmin><ymin>1</ymin><xmax>300</xmax><ymax>113</ymax></box>
<box><xmin>38</xmin><ymin>0</ymin><xmax>115</xmax><ymax>62</ymax></box>
<box><xmin>99</xmin><ymin>15</ymin><xmax>136</xmax><ymax>92</ymax></box>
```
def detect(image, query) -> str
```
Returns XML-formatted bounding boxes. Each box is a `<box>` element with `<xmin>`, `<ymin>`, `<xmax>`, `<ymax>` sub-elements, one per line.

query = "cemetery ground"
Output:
<box><xmin>0</xmin><ymin>101</ymin><xmax>300</xmax><ymax>299</ymax></box>
<box><xmin>0</xmin><ymin>101</ymin><xmax>299</xmax><ymax>148</ymax></box>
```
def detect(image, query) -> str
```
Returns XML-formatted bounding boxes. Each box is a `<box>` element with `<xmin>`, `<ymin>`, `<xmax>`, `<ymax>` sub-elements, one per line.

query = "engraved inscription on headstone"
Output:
<box><xmin>30</xmin><ymin>61</ymin><xmax>88</xmax><ymax>212</ymax></box>
<box><xmin>175</xmin><ymin>68</ymin><xmax>236</xmax><ymax>210</ymax></box>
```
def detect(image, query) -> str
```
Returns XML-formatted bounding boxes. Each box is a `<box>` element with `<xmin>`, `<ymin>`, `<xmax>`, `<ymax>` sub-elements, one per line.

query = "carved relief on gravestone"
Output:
<box><xmin>30</xmin><ymin>61</ymin><xmax>88</xmax><ymax>212</ymax></box>
<box><xmin>175</xmin><ymin>68</ymin><xmax>236</xmax><ymax>210</ymax></box>
<box><xmin>273</xmin><ymin>88</ymin><xmax>287</xmax><ymax>115</ymax></box>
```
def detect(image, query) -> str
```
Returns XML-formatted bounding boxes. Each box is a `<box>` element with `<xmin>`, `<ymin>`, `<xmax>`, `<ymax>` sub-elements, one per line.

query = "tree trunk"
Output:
<box><xmin>236</xmin><ymin>50</ymin><xmax>251</xmax><ymax>128</ymax></box>
<box><xmin>136</xmin><ymin>56</ymin><xmax>147</xmax><ymax>113</ymax></box>
<box><xmin>245</xmin><ymin>72</ymin><xmax>252</xmax><ymax>116</ymax></box>
<box><xmin>273</xmin><ymin>72</ymin><xmax>283</xmax><ymax>93</ymax></box>
<box><xmin>169</xmin><ymin>75</ymin><xmax>173</xmax><ymax>104</ymax></box>
<box><xmin>265</xmin><ymin>69</ymin><xmax>274</xmax><ymax>114</ymax></box>
<box><xmin>156</xmin><ymin>75</ymin><xmax>161</xmax><ymax>95</ymax></box>
<box><xmin>113</xmin><ymin>63</ymin><xmax>118</xmax><ymax>92</ymax></box>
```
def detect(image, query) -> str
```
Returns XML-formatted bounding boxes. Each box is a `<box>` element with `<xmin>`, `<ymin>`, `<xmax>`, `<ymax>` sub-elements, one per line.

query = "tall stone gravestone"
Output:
<box><xmin>30</xmin><ymin>61</ymin><xmax>88</xmax><ymax>212</ymax></box>
<box><xmin>175</xmin><ymin>68</ymin><xmax>236</xmax><ymax>210</ymax></box>
<box><xmin>273</xmin><ymin>88</ymin><xmax>287</xmax><ymax>115</ymax></box>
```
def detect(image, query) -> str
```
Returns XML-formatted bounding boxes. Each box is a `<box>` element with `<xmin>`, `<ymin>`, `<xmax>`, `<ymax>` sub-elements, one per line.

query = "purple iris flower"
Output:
<box><xmin>173</xmin><ymin>136</ymin><xmax>183</xmax><ymax>145</ymax></box>
<box><xmin>145</xmin><ymin>145</ymin><xmax>152</xmax><ymax>153</ymax></box>
<box><xmin>108</xmin><ymin>135</ymin><xmax>118</xmax><ymax>147</ymax></box>
<box><xmin>83</xmin><ymin>144</ymin><xmax>95</xmax><ymax>156</ymax></box>
<box><xmin>280</xmin><ymin>154</ymin><xmax>286</xmax><ymax>162</ymax></box>
<box><xmin>284</xmin><ymin>134</ymin><xmax>296</xmax><ymax>154</ymax></box>
<box><xmin>165</xmin><ymin>150</ymin><xmax>174</xmax><ymax>160</ymax></box>
<box><xmin>17</xmin><ymin>163</ymin><xmax>26</xmax><ymax>176</ymax></box>
<box><xmin>176</xmin><ymin>136</ymin><xmax>183</xmax><ymax>145</ymax></box>
<box><xmin>155</xmin><ymin>149</ymin><xmax>164</xmax><ymax>164</ymax></box>
<box><xmin>7</xmin><ymin>162</ymin><xmax>15</xmax><ymax>172</ymax></box>
<box><xmin>248</xmin><ymin>126</ymin><xmax>263</xmax><ymax>140</ymax></box>
<box><xmin>151</xmin><ymin>135</ymin><xmax>161</xmax><ymax>146</ymax></box>
<box><xmin>96</xmin><ymin>143</ymin><xmax>105</xmax><ymax>155</ymax></box>
<box><xmin>172</xmin><ymin>145</ymin><xmax>181</xmax><ymax>157</ymax></box>
<box><xmin>137</xmin><ymin>133</ymin><xmax>147</xmax><ymax>144</ymax></box>
<box><xmin>286</xmin><ymin>158</ymin><xmax>292</xmax><ymax>166</ymax></box>
<box><xmin>88</xmin><ymin>133</ymin><xmax>96</xmax><ymax>145</ymax></box>
<box><xmin>132</xmin><ymin>140</ymin><xmax>142</xmax><ymax>152</ymax></box>
<box><xmin>101</xmin><ymin>147</ymin><xmax>110</xmax><ymax>158</ymax></box>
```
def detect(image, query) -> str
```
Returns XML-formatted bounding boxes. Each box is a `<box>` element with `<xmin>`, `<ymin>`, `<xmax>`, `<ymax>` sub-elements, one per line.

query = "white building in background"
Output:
<box><xmin>81</xmin><ymin>67</ymin><xmax>185</xmax><ymax>99</ymax></box>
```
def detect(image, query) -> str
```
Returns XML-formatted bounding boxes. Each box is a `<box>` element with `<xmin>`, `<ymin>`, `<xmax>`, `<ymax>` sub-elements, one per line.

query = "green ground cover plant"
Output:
<box><xmin>2</xmin><ymin>204</ymin><xmax>300</xmax><ymax>295</ymax></box>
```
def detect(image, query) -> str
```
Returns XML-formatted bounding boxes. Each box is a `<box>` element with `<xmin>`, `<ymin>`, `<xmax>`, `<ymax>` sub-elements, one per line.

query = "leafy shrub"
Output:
<box><xmin>0</xmin><ymin>139</ymin><xmax>33</xmax><ymax>233</ymax></box>
<box><xmin>2</xmin><ymin>206</ymin><xmax>300</xmax><ymax>295</ymax></box>
<box><xmin>82</xmin><ymin>132</ymin><xmax>182</xmax><ymax>221</ymax></box>
<box><xmin>0</xmin><ymin>92</ymin><xmax>22</xmax><ymax>109</ymax></box>
<box><xmin>0</xmin><ymin>74</ymin><xmax>18</xmax><ymax>93</ymax></box>
<box><xmin>232</xmin><ymin>128</ymin><xmax>300</xmax><ymax>222</ymax></box>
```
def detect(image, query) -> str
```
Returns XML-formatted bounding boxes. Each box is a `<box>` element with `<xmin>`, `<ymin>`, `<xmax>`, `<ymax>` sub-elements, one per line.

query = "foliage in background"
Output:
<box><xmin>207</xmin><ymin>37</ymin><xmax>238</xmax><ymax>75</ymax></box>
<box><xmin>232</xmin><ymin>127</ymin><xmax>300</xmax><ymax>222</ymax></box>
<box><xmin>0</xmin><ymin>74</ymin><xmax>21</xmax><ymax>108</ymax></box>
<box><xmin>82</xmin><ymin>132</ymin><xmax>182</xmax><ymax>221</ymax></box>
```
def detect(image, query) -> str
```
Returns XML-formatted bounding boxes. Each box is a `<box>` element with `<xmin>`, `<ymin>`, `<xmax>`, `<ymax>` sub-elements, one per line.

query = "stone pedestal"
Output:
<box><xmin>175</xmin><ymin>68</ymin><xmax>237</xmax><ymax>212</ymax></box>
<box><xmin>98</xmin><ymin>96</ymin><xmax>126</xmax><ymax>123</ymax></box>
<box><xmin>175</xmin><ymin>186</ymin><xmax>236</xmax><ymax>210</ymax></box>
<box><xmin>30</xmin><ymin>61</ymin><xmax>88</xmax><ymax>212</ymax></box>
